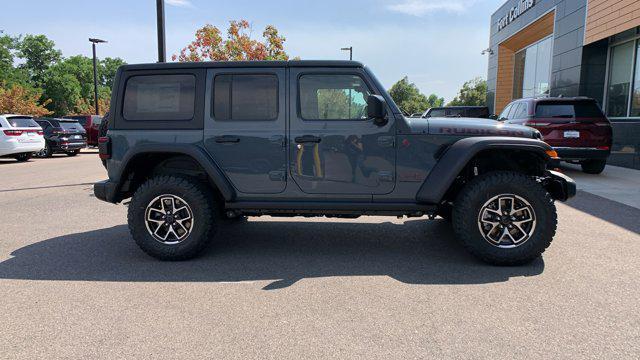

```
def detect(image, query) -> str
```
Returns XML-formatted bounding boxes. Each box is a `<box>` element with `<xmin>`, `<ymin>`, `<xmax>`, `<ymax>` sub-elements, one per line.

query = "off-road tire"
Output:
<box><xmin>14</xmin><ymin>153</ymin><xmax>32</xmax><ymax>162</ymax></box>
<box><xmin>581</xmin><ymin>159</ymin><xmax>606</xmax><ymax>174</ymax></box>
<box><xmin>452</xmin><ymin>171</ymin><xmax>557</xmax><ymax>265</ymax></box>
<box><xmin>66</xmin><ymin>150</ymin><xmax>80</xmax><ymax>157</ymax></box>
<box><xmin>128</xmin><ymin>175</ymin><xmax>218</xmax><ymax>261</ymax></box>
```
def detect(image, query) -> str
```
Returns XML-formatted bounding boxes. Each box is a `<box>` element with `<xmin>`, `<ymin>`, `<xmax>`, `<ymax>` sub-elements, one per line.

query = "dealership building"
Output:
<box><xmin>486</xmin><ymin>0</ymin><xmax>640</xmax><ymax>169</ymax></box>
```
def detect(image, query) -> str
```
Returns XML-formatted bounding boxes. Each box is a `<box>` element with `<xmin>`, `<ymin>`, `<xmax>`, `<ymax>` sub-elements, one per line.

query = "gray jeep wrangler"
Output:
<box><xmin>95</xmin><ymin>60</ymin><xmax>575</xmax><ymax>265</ymax></box>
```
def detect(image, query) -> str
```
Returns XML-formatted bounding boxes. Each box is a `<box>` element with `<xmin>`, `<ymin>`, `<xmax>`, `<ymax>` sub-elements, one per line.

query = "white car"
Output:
<box><xmin>0</xmin><ymin>114</ymin><xmax>45</xmax><ymax>162</ymax></box>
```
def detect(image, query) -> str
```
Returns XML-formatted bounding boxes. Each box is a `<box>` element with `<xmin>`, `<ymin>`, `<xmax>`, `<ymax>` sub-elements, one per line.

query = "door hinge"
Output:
<box><xmin>269</xmin><ymin>170</ymin><xmax>286</xmax><ymax>181</ymax></box>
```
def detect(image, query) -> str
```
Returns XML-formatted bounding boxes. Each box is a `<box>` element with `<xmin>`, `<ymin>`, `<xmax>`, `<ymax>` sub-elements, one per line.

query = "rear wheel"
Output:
<box><xmin>581</xmin><ymin>159</ymin><xmax>606</xmax><ymax>174</ymax></box>
<box><xmin>37</xmin><ymin>143</ymin><xmax>52</xmax><ymax>158</ymax></box>
<box><xmin>452</xmin><ymin>171</ymin><xmax>557</xmax><ymax>265</ymax></box>
<box><xmin>66</xmin><ymin>150</ymin><xmax>80</xmax><ymax>157</ymax></box>
<box><xmin>14</xmin><ymin>153</ymin><xmax>32</xmax><ymax>162</ymax></box>
<box><xmin>128</xmin><ymin>175</ymin><xmax>217</xmax><ymax>260</ymax></box>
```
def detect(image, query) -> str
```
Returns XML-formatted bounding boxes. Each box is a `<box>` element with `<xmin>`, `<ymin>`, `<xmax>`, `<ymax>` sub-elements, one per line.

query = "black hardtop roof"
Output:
<box><xmin>120</xmin><ymin>60</ymin><xmax>365</xmax><ymax>71</ymax></box>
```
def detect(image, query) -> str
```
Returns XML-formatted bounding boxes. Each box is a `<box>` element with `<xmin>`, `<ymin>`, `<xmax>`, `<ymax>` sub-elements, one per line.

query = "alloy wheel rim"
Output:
<box><xmin>144</xmin><ymin>194</ymin><xmax>194</xmax><ymax>245</ymax></box>
<box><xmin>477</xmin><ymin>194</ymin><xmax>536</xmax><ymax>248</ymax></box>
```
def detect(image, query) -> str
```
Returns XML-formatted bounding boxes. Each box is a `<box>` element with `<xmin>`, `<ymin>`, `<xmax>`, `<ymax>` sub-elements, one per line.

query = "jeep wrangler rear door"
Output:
<box><xmin>289</xmin><ymin>68</ymin><xmax>396</xmax><ymax>195</ymax></box>
<box><xmin>204</xmin><ymin>68</ymin><xmax>287</xmax><ymax>194</ymax></box>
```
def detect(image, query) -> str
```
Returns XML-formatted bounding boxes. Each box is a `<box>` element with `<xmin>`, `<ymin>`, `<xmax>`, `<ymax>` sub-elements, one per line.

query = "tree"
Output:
<box><xmin>388</xmin><ymin>76</ymin><xmax>444</xmax><ymax>115</ymax></box>
<box><xmin>0</xmin><ymin>82</ymin><xmax>52</xmax><ymax>117</ymax></box>
<box><xmin>448</xmin><ymin>77</ymin><xmax>487</xmax><ymax>106</ymax></box>
<box><xmin>42</xmin><ymin>55</ymin><xmax>117</xmax><ymax>116</ymax></box>
<box><xmin>101</xmin><ymin>57</ymin><xmax>126</xmax><ymax>89</ymax></box>
<box><xmin>173</xmin><ymin>20</ymin><xmax>291</xmax><ymax>62</ymax></box>
<box><xmin>16</xmin><ymin>34</ymin><xmax>62</xmax><ymax>86</ymax></box>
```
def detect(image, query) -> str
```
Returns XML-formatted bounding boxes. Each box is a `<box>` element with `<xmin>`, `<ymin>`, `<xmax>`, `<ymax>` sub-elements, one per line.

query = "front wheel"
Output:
<box><xmin>128</xmin><ymin>176</ymin><xmax>218</xmax><ymax>260</ymax></box>
<box><xmin>452</xmin><ymin>171</ymin><xmax>557</xmax><ymax>265</ymax></box>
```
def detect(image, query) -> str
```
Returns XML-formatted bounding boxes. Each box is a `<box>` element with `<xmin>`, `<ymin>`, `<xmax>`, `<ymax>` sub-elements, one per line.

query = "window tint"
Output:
<box><xmin>447</xmin><ymin>109</ymin><xmax>464</xmax><ymax>117</ymax></box>
<box><xmin>8</xmin><ymin>117</ymin><xmax>39</xmax><ymax>128</ymax></box>
<box><xmin>59</xmin><ymin>121</ymin><xmax>85</xmax><ymax>131</ymax></box>
<box><xmin>429</xmin><ymin>109</ymin><xmax>446</xmax><ymax>117</ymax></box>
<box><xmin>467</xmin><ymin>108</ymin><xmax>489</xmax><ymax>118</ymax></box>
<box><xmin>213</xmin><ymin>74</ymin><xmax>278</xmax><ymax>120</ymax></box>
<box><xmin>536</xmin><ymin>102</ymin><xmax>604</xmax><ymax>118</ymax></box>
<box><xmin>123</xmin><ymin>74</ymin><xmax>195</xmax><ymax>121</ymax></box>
<box><xmin>299</xmin><ymin>74</ymin><xmax>371</xmax><ymax>120</ymax></box>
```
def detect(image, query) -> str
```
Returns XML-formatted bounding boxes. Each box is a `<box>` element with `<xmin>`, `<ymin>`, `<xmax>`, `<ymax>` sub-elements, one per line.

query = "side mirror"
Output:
<box><xmin>367</xmin><ymin>95</ymin><xmax>388</xmax><ymax>126</ymax></box>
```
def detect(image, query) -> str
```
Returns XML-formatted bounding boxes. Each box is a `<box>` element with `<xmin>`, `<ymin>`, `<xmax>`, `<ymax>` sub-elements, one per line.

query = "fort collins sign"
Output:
<box><xmin>497</xmin><ymin>0</ymin><xmax>536</xmax><ymax>31</ymax></box>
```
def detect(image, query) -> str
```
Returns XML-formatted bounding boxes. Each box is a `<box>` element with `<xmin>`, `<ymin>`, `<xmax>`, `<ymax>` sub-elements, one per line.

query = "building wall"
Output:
<box><xmin>585</xmin><ymin>0</ymin><xmax>640</xmax><ymax>44</ymax></box>
<box><xmin>487</xmin><ymin>0</ymin><xmax>589</xmax><ymax>114</ymax></box>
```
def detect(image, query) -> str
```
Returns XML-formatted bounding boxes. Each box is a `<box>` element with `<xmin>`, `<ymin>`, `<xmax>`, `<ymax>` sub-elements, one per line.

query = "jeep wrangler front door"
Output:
<box><xmin>204</xmin><ymin>68</ymin><xmax>287</xmax><ymax>194</ymax></box>
<box><xmin>289</xmin><ymin>68</ymin><xmax>396</xmax><ymax>195</ymax></box>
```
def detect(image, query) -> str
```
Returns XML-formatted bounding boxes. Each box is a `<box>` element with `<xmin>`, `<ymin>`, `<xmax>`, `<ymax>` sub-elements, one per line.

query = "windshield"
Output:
<box><xmin>8</xmin><ymin>117</ymin><xmax>40</xmax><ymax>128</ymax></box>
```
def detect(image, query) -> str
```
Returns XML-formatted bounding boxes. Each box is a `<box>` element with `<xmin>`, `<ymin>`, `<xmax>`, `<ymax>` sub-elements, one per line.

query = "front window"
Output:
<box><xmin>299</xmin><ymin>74</ymin><xmax>371</xmax><ymax>120</ymax></box>
<box><xmin>513</xmin><ymin>36</ymin><xmax>553</xmax><ymax>99</ymax></box>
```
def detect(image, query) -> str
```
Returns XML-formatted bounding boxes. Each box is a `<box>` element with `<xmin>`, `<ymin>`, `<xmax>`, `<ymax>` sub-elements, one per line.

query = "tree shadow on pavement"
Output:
<box><xmin>0</xmin><ymin>219</ymin><xmax>544</xmax><ymax>290</ymax></box>
<box><xmin>565</xmin><ymin>191</ymin><xmax>640</xmax><ymax>234</ymax></box>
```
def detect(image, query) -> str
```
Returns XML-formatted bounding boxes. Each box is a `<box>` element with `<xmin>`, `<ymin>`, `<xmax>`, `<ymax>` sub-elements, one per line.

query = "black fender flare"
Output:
<box><xmin>416</xmin><ymin>136</ymin><xmax>552</xmax><ymax>204</ymax></box>
<box><xmin>114</xmin><ymin>143</ymin><xmax>236</xmax><ymax>202</ymax></box>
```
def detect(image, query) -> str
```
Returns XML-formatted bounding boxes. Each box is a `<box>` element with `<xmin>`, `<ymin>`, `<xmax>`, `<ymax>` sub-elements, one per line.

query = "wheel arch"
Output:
<box><xmin>417</xmin><ymin>137</ymin><xmax>552</xmax><ymax>204</ymax></box>
<box><xmin>112</xmin><ymin>144</ymin><xmax>236</xmax><ymax>203</ymax></box>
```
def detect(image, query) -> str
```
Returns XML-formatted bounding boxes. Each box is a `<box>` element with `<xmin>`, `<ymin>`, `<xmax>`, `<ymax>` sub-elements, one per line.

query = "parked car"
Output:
<box><xmin>499</xmin><ymin>97</ymin><xmax>612</xmax><ymax>174</ymax></box>
<box><xmin>63</xmin><ymin>115</ymin><xmax>102</xmax><ymax>146</ymax></box>
<box><xmin>94</xmin><ymin>60</ymin><xmax>575</xmax><ymax>265</ymax></box>
<box><xmin>0</xmin><ymin>114</ymin><xmax>45</xmax><ymax>162</ymax></box>
<box><xmin>34</xmin><ymin>118</ymin><xmax>87</xmax><ymax>157</ymax></box>
<box><xmin>422</xmin><ymin>106</ymin><xmax>492</xmax><ymax>119</ymax></box>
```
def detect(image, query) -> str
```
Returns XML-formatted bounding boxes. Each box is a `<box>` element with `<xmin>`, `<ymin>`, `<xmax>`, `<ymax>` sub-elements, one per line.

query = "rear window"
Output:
<box><xmin>59</xmin><ymin>121</ymin><xmax>85</xmax><ymax>131</ymax></box>
<box><xmin>213</xmin><ymin>74</ymin><xmax>278</xmax><ymax>120</ymax></box>
<box><xmin>123</xmin><ymin>74</ymin><xmax>196</xmax><ymax>121</ymax></box>
<box><xmin>535</xmin><ymin>102</ymin><xmax>604</xmax><ymax>118</ymax></box>
<box><xmin>8</xmin><ymin>117</ymin><xmax>39</xmax><ymax>128</ymax></box>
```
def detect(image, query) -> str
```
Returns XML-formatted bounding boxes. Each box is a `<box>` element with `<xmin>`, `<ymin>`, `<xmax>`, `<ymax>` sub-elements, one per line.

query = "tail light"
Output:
<box><xmin>596</xmin><ymin>146</ymin><xmax>610</xmax><ymax>150</ymax></box>
<box><xmin>37</xmin><ymin>130</ymin><xmax>44</xmax><ymax>135</ymax></box>
<box><xmin>98</xmin><ymin>136</ymin><xmax>111</xmax><ymax>160</ymax></box>
<box><xmin>4</xmin><ymin>130</ymin><xmax>24</xmax><ymax>136</ymax></box>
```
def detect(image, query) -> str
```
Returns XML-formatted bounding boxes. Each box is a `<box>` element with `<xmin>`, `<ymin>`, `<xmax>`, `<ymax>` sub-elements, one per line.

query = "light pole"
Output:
<box><xmin>341</xmin><ymin>46</ymin><xmax>353</xmax><ymax>60</ymax></box>
<box><xmin>156</xmin><ymin>0</ymin><xmax>166</xmax><ymax>62</ymax></box>
<box><xmin>89</xmin><ymin>38</ymin><xmax>107</xmax><ymax>115</ymax></box>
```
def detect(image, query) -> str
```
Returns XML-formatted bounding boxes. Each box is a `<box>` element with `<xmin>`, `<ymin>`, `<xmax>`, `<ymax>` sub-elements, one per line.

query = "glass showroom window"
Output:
<box><xmin>631</xmin><ymin>41</ymin><xmax>640</xmax><ymax>117</ymax></box>
<box><xmin>606</xmin><ymin>41</ymin><xmax>634</xmax><ymax>117</ymax></box>
<box><xmin>513</xmin><ymin>37</ymin><xmax>552</xmax><ymax>99</ymax></box>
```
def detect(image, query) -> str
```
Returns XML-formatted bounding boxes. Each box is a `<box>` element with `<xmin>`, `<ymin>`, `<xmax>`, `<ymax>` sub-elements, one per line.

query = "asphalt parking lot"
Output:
<box><xmin>1</xmin><ymin>152</ymin><xmax>639</xmax><ymax>359</ymax></box>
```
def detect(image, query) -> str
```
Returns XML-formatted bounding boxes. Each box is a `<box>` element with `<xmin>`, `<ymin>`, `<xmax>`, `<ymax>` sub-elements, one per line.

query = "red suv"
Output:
<box><xmin>499</xmin><ymin>97</ymin><xmax>612</xmax><ymax>174</ymax></box>
<box><xmin>63</xmin><ymin>115</ymin><xmax>103</xmax><ymax>146</ymax></box>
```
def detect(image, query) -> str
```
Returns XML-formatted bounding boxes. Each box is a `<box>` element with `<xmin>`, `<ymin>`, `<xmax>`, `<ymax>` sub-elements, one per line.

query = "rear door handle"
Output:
<box><xmin>215</xmin><ymin>135</ymin><xmax>240</xmax><ymax>143</ymax></box>
<box><xmin>295</xmin><ymin>135</ymin><xmax>322</xmax><ymax>144</ymax></box>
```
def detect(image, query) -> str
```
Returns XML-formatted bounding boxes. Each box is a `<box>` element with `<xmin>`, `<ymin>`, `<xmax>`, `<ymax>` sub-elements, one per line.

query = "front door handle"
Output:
<box><xmin>215</xmin><ymin>135</ymin><xmax>240</xmax><ymax>144</ymax></box>
<box><xmin>295</xmin><ymin>135</ymin><xmax>322</xmax><ymax>144</ymax></box>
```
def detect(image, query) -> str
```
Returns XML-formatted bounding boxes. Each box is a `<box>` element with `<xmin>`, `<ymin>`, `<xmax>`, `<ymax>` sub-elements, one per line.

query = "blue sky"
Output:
<box><xmin>1</xmin><ymin>0</ymin><xmax>504</xmax><ymax>101</ymax></box>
